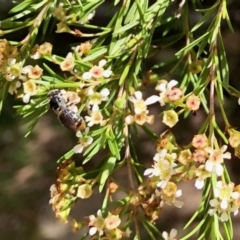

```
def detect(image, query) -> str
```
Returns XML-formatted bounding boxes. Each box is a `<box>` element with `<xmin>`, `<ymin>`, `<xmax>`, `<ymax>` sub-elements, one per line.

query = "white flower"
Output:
<box><xmin>98</xmin><ymin>59</ymin><xmax>107</xmax><ymax>67</ymax></box>
<box><xmin>82</xmin><ymin>59</ymin><xmax>112</xmax><ymax>79</ymax></box>
<box><xmin>129</xmin><ymin>91</ymin><xmax>155</xmax><ymax>114</ymax></box>
<box><xmin>89</xmin><ymin>210</ymin><xmax>105</xmax><ymax>236</ymax></box>
<box><xmin>82</xmin><ymin>71</ymin><xmax>92</xmax><ymax>79</ymax></box>
<box><xmin>87</xmin><ymin>11</ymin><xmax>96</xmax><ymax>21</ymax></box>
<box><xmin>73</xmin><ymin>137</ymin><xmax>93</xmax><ymax>153</ymax></box>
<box><xmin>4</xmin><ymin>58</ymin><xmax>25</xmax><ymax>81</ymax></box>
<box><xmin>8</xmin><ymin>81</ymin><xmax>21</xmax><ymax>95</ymax></box>
<box><xmin>87</xmin><ymin>88</ymin><xmax>110</xmax><ymax>112</ymax></box>
<box><xmin>208</xmin><ymin>199</ymin><xmax>229</xmax><ymax>222</ymax></box>
<box><xmin>205</xmin><ymin>145</ymin><xmax>231</xmax><ymax>176</ymax></box>
<box><xmin>144</xmin><ymin>95</ymin><xmax>161</xmax><ymax>105</ymax></box>
<box><xmin>214</xmin><ymin>181</ymin><xmax>239</xmax><ymax>210</ymax></box>
<box><xmin>151</xmin><ymin>79</ymin><xmax>179</xmax><ymax>106</ymax></box>
<box><xmin>162</xmin><ymin>228</ymin><xmax>177</xmax><ymax>240</ymax></box>
<box><xmin>156</xmin><ymin>79</ymin><xmax>178</xmax><ymax>92</ymax></box>
<box><xmin>144</xmin><ymin>149</ymin><xmax>177</xmax><ymax>189</ymax></box>
<box><xmin>85</xmin><ymin>111</ymin><xmax>104</xmax><ymax>127</ymax></box>
<box><xmin>195</xmin><ymin>165</ymin><xmax>211</xmax><ymax>189</ymax></box>
<box><xmin>125</xmin><ymin>115</ymin><xmax>134</xmax><ymax>125</ymax></box>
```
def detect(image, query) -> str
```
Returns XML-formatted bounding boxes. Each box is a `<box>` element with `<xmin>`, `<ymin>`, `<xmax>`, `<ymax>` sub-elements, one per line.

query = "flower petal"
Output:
<box><xmin>220</xmin><ymin>199</ymin><xmax>228</xmax><ymax>210</ymax></box>
<box><xmin>143</xmin><ymin>168</ymin><xmax>153</xmax><ymax>176</ymax></box>
<box><xmin>170</xmin><ymin>229</ymin><xmax>177</xmax><ymax>238</ymax></box>
<box><xmin>168</xmin><ymin>79</ymin><xmax>178</xmax><ymax>89</ymax></box>
<box><xmin>134</xmin><ymin>91</ymin><xmax>143</xmax><ymax>100</ymax></box>
<box><xmin>100</xmin><ymin>88</ymin><xmax>110</xmax><ymax>97</ymax></box>
<box><xmin>89</xmin><ymin>227</ymin><xmax>97</xmax><ymax>236</ymax></box>
<box><xmin>98</xmin><ymin>59</ymin><xmax>107</xmax><ymax>67</ymax></box>
<box><xmin>145</xmin><ymin>95</ymin><xmax>160</xmax><ymax>105</ymax></box>
<box><xmin>82</xmin><ymin>72</ymin><xmax>92</xmax><ymax>79</ymax></box>
<box><xmin>215</xmin><ymin>164</ymin><xmax>223</xmax><ymax>176</ymax></box>
<box><xmin>220</xmin><ymin>212</ymin><xmax>228</xmax><ymax>222</ymax></box>
<box><xmin>195</xmin><ymin>178</ymin><xmax>204</xmax><ymax>189</ymax></box>
<box><xmin>73</xmin><ymin>144</ymin><xmax>84</xmax><ymax>153</ymax></box>
<box><xmin>205</xmin><ymin>160</ymin><xmax>213</xmax><ymax>172</ymax></box>
<box><xmin>103</xmin><ymin>69</ymin><xmax>112</xmax><ymax>78</ymax></box>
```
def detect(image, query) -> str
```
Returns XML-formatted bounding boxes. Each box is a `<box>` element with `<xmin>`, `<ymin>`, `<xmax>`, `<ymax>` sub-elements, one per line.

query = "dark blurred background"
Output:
<box><xmin>1</xmin><ymin>0</ymin><xmax>240</xmax><ymax>239</ymax></box>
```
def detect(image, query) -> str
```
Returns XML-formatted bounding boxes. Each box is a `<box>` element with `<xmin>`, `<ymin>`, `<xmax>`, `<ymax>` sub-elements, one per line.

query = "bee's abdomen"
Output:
<box><xmin>58</xmin><ymin>109</ymin><xmax>83</xmax><ymax>131</ymax></box>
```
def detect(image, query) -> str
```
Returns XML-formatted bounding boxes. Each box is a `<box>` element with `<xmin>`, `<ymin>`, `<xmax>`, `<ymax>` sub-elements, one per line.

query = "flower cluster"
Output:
<box><xmin>138</xmin><ymin>129</ymin><xmax>240</xmax><ymax>224</ymax></box>
<box><xmin>227</xmin><ymin>129</ymin><xmax>240</xmax><ymax>159</ymax></box>
<box><xmin>125</xmin><ymin>91</ymin><xmax>154</xmax><ymax>125</ymax></box>
<box><xmin>126</xmin><ymin>80</ymin><xmax>201</xmax><ymax>128</ymax></box>
<box><xmin>130</xmin><ymin>180</ymin><xmax>183</xmax><ymax>223</ymax></box>
<box><xmin>0</xmin><ymin>39</ymin><xmax>53</xmax><ymax>102</ymax></box>
<box><xmin>208</xmin><ymin>181</ymin><xmax>240</xmax><ymax>222</ymax></box>
<box><xmin>88</xmin><ymin>210</ymin><xmax>126</xmax><ymax>239</ymax></box>
<box><xmin>49</xmin><ymin>159</ymin><xmax>93</xmax><ymax>223</ymax></box>
<box><xmin>82</xmin><ymin>59</ymin><xmax>112</xmax><ymax>80</ymax></box>
<box><xmin>162</xmin><ymin>228</ymin><xmax>178</xmax><ymax>240</ymax></box>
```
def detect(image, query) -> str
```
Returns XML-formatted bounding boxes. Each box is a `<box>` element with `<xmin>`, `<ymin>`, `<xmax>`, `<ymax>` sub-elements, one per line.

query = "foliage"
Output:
<box><xmin>1</xmin><ymin>0</ymin><xmax>240</xmax><ymax>239</ymax></box>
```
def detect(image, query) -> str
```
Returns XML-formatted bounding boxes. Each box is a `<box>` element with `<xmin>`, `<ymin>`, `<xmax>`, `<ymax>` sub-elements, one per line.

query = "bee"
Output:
<box><xmin>47</xmin><ymin>89</ymin><xmax>83</xmax><ymax>131</ymax></box>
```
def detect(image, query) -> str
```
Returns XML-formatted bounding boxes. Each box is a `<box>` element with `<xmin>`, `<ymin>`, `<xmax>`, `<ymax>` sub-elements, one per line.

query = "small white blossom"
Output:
<box><xmin>195</xmin><ymin>165</ymin><xmax>211</xmax><ymax>189</ymax></box>
<box><xmin>73</xmin><ymin>137</ymin><xmax>93</xmax><ymax>153</ymax></box>
<box><xmin>128</xmin><ymin>91</ymin><xmax>154</xmax><ymax>114</ymax></box>
<box><xmin>162</xmin><ymin>228</ymin><xmax>177</xmax><ymax>240</ymax></box>
<box><xmin>8</xmin><ymin>81</ymin><xmax>21</xmax><ymax>95</ymax></box>
<box><xmin>85</xmin><ymin>111</ymin><xmax>104</xmax><ymax>127</ymax></box>
<box><xmin>144</xmin><ymin>149</ymin><xmax>177</xmax><ymax>189</ymax></box>
<box><xmin>205</xmin><ymin>145</ymin><xmax>231</xmax><ymax>176</ymax></box>
<box><xmin>86</xmin><ymin>88</ymin><xmax>110</xmax><ymax>112</ymax></box>
<box><xmin>89</xmin><ymin>210</ymin><xmax>105</xmax><ymax>236</ymax></box>
<box><xmin>82</xmin><ymin>59</ymin><xmax>112</xmax><ymax>79</ymax></box>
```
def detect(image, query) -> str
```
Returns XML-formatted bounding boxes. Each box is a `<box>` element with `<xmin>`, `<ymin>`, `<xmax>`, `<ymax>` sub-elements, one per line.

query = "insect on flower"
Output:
<box><xmin>47</xmin><ymin>89</ymin><xmax>83</xmax><ymax>131</ymax></box>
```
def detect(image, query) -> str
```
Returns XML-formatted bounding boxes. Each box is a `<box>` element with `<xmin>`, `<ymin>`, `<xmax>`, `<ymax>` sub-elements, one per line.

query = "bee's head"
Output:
<box><xmin>47</xmin><ymin>89</ymin><xmax>66</xmax><ymax>111</ymax></box>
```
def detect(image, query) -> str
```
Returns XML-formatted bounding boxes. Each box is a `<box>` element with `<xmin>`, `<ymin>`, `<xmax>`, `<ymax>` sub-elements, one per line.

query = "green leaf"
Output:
<box><xmin>57</xmin><ymin>149</ymin><xmax>75</xmax><ymax>163</ymax></box>
<box><xmin>175</xmin><ymin>31</ymin><xmax>210</xmax><ymax>56</ymax></box>
<box><xmin>0</xmin><ymin>20</ymin><xmax>32</xmax><ymax>28</ymax></box>
<box><xmin>113</xmin><ymin>21</ymin><xmax>139</xmax><ymax>35</ymax></box>
<box><xmin>89</xmin><ymin>127</ymin><xmax>107</xmax><ymax>137</ymax></box>
<box><xmin>197</xmin><ymin>219</ymin><xmax>212</xmax><ymax>240</ymax></box>
<box><xmin>99</xmin><ymin>157</ymin><xmax>116</xmax><ymax>192</ymax></box>
<box><xmin>195</xmin><ymin>0</ymin><xmax>220</xmax><ymax>13</ymax></box>
<box><xmin>154</xmin><ymin>33</ymin><xmax>185</xmax><ymax>47</ymax></box>
<box><xmin>0</xmin><ymin>80</ymin><xmax>9</xmax><ymax>114</ymax></box>
<box><xmin>217</xmin><ymin>33</ymin><xmax>229</xmax><ymax>89</ymax></box>
<box><xmin>212</xmin><ymin>119</ymin><xmax>228</xmax><ymax>144</ymax></box>
<box><xmin>140</xmin><ymin>125</ymin><xmax>158</xmax><ymax>140</ymax></box>
<box><xmin>141</xmin><ymin>218</ymin><xmax>157</xmax><ymax>240</ymax></box>
<box><xmin>119</xmin><ymin>52</ymin><xmax>136</xmax><ymax>85</ymax></box>
<box><xmin>114</xmin><ymin>0</ymin><xmax>121</xmax><ymax>5</ymax></box>
<box><xmin>42</xmin><ymin>64</ymin><xmax>65</xmax><ymax>81</ymax></box>
<box><xmin>83</xmin><ymin>135</ymin><xmax>106</xmax><ymax>164</ymax></box>
<box><xmin>108</xmin><ymin>35</ymin><xmax>132</xmax><ymax>56</ymax></box>
<box><xmin>82</xmin><ymin>47</ymin><xmax>108</xmax><ymax>62</ymax></box>
<box><xmin>107</xmin><ymin>138</ymin><xmax>120</xmax><ymax>159</ymax></box>
<box><xmin>9</xmin><ymin>0</ymin><xmax>32</xmax><ymax>13</ymax></box>
<box><xmin>223</xmin><ymin>220</ymin><xmax>232</xmax><ymax>240</ymax></box>
<box><xmin>151</xmin><ymin>55</ymin><xmax>180</xmax><ymax>69</ymax></box>
<box><xmin>3</xmin><ymin>1</ymin><xmax>46</xmax><ymax>21</ymax></box>
<box><xmin>224</xmin><ymin>9</ymin><xmax>234</xmax><ymax>32</ymax></box>
<box><xmin>191</xmin><ymin>9</ymin><xmax>215</xmax><ymax>33</ymax></box>
<box><xmin>180</xmin><ymin>216</ymin><xmax>207</xmax><ymax>240</ymax></box>
<box><xmin>124</xmin><ymin>2</ymin><xmax>138</xmax><ymax>24</ymax></box>
<box><xmin>134</xmin><ymin>0</ymin><xmax>146</xmax><ymax>24</ymax></box>
<box><xmin>184</xmin><ymin>181</ymin><xmax>211</xmax><ymax>229</ymax></box>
